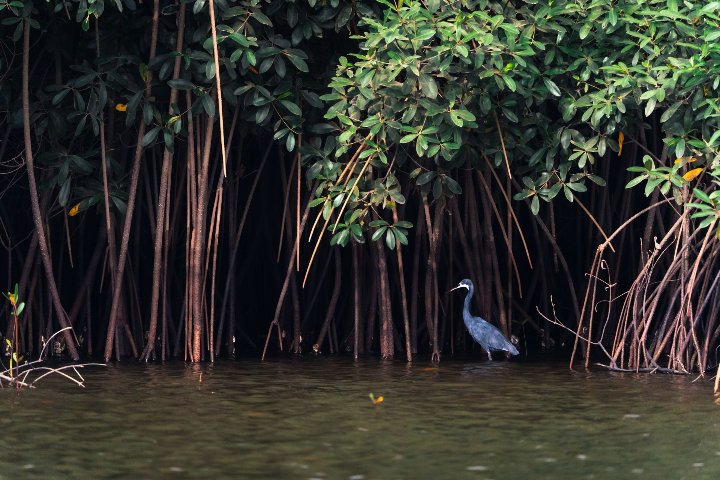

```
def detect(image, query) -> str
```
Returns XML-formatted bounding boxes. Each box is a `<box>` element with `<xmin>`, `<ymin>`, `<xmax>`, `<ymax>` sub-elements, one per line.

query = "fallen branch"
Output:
<box><xmin>1</xmin><ymin>328</ymin><xmax>105</xmax><ymax>389</ymax></box>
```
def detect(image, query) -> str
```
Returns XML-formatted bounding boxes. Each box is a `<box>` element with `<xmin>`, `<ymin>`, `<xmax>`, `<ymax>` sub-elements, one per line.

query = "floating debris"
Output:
<box><xmin>466</xmin><ymin>465</ymin><xmax>489</xmax><ymax>471</ymax></box>
<box><xmin>369</xmin><ymin>393</ymin><xmax>384</xmax><ymax>406</ymax></box>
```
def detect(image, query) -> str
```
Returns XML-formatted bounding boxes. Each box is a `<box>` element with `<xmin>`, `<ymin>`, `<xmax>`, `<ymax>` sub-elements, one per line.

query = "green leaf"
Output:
<box><xmin>201</xmin><ymin>95</ymin><xmax>216</xmax><ymax>117</ymax></box>
<box><xmin>167</xmin><ymin>79</ymin><xmax>193</xmax><ymax>90</ymax></box>
<box><xmin>286</xmin><ymin>54</ymin><xmax>309</xmax><ymax>72</ymax></box>
<box><xmin>543</xmin><ymin>78</ymin><xmax>561</xmax><ymax>97</ymax></box>
<box><xmin>706</xmin><ymin>30</ymin><xmax>720</xmax><ymax>42</ymax></box>
<box><xmin>699</xmin><ymin>217</ymin><xmax>716</xmax><ymax>229</ymax></box>
<box><xmin>675</xmin><ymin>138</ymin><xmax>686</xmax><ymax>159</ymax></box>
<box><xmin>625</xmin><ymin>175</ymin><xmax>647</xmax><ymax>189</ymax></box>
<box><xmin>449</xmin><ymin>111</ymin><xmax>464</xmax><ymax>127</ymax></box>
<box><xmin>52</xmin><ymin>89</ymin><xmax>70</xmax><ymax>105</ymax></box>
<box><xmin>587</xmin><ymin>175</ymin><xmax>606</xmax><ymax>186</ymax></box>
<box><xmin>503</xmin><ymin>75</ymin><xmax>517</xmax><ymax>92</ymax></box>
<box><xmin>394</xmin><ymin>228</ymin><xmax>408</xmax><ymax>245</ymax></box>
<box><xmin>530</xmin><ymin>196</ymin><xmax>540</xmax><ymax>215</ymax></box>
<box><xmin>432</xmin><ymin>178</ymin><xmax>442</xmax><ymax>199</ymax></box>
<box><xmin>163</xmin><ymin>128</ymin><xmax>174</xmax><ymax>153</ymax></box>
<box><xmin>502</xmin><ymin>108</ymin><xmax>518</xmax><ymax>123</ymax></box>
<box><xmin>281</xmin><ymin>100</ymin><xmax>302</xmax><ymax>116</ymax></box>
<box><xmin>286</xmin><ymin>133</ymin><xmax>296</xmax><ymax>152</ymax></box>
<box><xmin>419</xmin><ymin>75</ymin><xmax>438</xmax><ymax>99</ymax></box>
<box><xmin>142</xmin><ymin>127</ymin><xmax>161</xmax><ymax>147</ymax></box>
<box><xmin>660</xmin><ymin>102</ymin><xmax>682</xmax><ymax>123</ymax></box>
<box><xmin>371</xmin><ymin>226</ymin><xmax>387</xmax><ymax>242</ymax></box>
<box><xmin>416</xmin><ymin>171</ymin><xmax>435</xmax><ymax>185</ymax></box>
<box><xmin>693</xmin><ymin>188</ymin><xmax>712</xmax><ymax>203</ymax></box>
<box><xmin>579</xmin><ymin>23</ymin><xmax>592</xmax><ymax>40</ymax></box>
<box><xmin>644</xmin><ymin>98</ymin><xmax>656</xmax><ymax>117</ymax></box>
<box><xmin>228</xmin><ymin>33</ymin><xmax>250</xmax><ymax>47</ymax></box>
<box><xmin>385</xmin><ymin>229</ymin><xmax>396</xmax><ymax>250</ymax></box>
<box><xmin>252</xmin><ymin>10</ymin><xmax>273</xmax><ymax>26</ymax></box>
<box><xmin>444</xmin><ymin>176</ymin><xmax>462</xmax><ymax>195</ymax></box>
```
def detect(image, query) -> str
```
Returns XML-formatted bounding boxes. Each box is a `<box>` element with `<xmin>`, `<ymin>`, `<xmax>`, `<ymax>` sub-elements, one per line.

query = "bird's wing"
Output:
<box><xmin>466</xmin><ymin>318</ymin><xmax>494</xmax><ymax>345</ymax></box>
<box><xmin>466</xmin><ymin>316</ymin><xmax>519</xmax><ymax>354</ymax></box>
<box><xmin>487</xmin><ymin>330</ymin><xmax>519</xmax><ymax>354</ymax></box>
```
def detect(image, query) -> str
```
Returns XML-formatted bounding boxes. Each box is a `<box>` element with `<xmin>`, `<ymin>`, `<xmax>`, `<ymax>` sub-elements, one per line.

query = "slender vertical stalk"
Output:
<box><xmin>104</xmin><ymin>0</ymin><xmax>161</xmax><ymax>361</ymax></box>
<box><xmin>262</xmin><ymin>196</ymin><xmax>312</xmax><ymax>360</ymax></box>
<box><xmin>352</xmin><ymin>242</ymin><xmax>361</xmax><ymax>359</ymax></box>
<box><xmin>191</xmin><ymin>115</ymin><xmax>216</xmax><ymax>361</ymax></box>
<box><xmin>392</xmin><ymin>206</ymin><xmax>412</xmax><ymax>362</ymax></box>
<box><xmin>208</xmin><ymin>182</ymin><xmax>223</xmax><ymax>362</ymax></box>
<box><xmin>95</xmin><ymin>18</ymin><xmax>118</xmax><ymax>290</ymax></box>
<box><xmin>410</xmin><ymin>203</ymin><xmax>423</xmax><ymax>354</ymax></box>
<box><xmin>141</xmin><ymin>3</ymin><xmax>187</xmax><ymax>361</ymax></box>
<box><xmin>207</xmin><ymin>0</ymin><xmax>227</xmax><ymax>176</ymax></box>
<box><xmin>22</xmin><ymin>20</ymin><xmax>79</xmax><ymax>360</ymax></box>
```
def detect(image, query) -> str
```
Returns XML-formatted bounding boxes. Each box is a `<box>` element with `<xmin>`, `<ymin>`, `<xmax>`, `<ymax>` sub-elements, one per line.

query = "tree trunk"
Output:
<box><xmin>375</xmin><ymin>239</ymin><xmax>394</xmax><ymax>359</ymax></box>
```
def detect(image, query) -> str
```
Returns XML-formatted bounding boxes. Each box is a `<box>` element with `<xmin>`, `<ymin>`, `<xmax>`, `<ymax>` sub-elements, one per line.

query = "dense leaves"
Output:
<box><xmin>2</xmin><ymin>0</ymin><xmax>720</xmax><ymax>244</ymax></box>
<box><xmin>0</xmin><ymin>0</ymin><xmax>367</xmax><ymax>216</ymax></box>
<box><xmin>312</xmin><ymin>0</ymin><xmax>720</xmax><ymax>240</ymax></box>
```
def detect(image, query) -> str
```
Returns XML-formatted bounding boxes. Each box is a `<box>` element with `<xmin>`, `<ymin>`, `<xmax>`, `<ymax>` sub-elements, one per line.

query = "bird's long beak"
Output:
<box><xmin>449</xmin><ymin>285</ymin><xmax>462</xmax><ymax>292</ymax></box>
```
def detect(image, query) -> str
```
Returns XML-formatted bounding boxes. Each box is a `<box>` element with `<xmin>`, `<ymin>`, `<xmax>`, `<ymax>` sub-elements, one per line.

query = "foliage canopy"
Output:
<box><xmin>2</xmin><ymin>0</ymin><xmax>720</xmax><ymax>241</ymax></box>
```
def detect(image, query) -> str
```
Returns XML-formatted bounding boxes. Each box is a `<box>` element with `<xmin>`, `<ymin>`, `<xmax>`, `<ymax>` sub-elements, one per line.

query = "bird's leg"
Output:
<box><xmin>486</xmin><ymin>350</ymin><xmax>492</xmax><ymax>361</ymax></box>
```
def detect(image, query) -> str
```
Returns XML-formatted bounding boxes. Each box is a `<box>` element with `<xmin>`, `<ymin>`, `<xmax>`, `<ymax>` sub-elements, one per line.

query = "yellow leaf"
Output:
<box><xmin>618</xmin><ymin>131</ymin><xmax>624</xmax><ymax>157</ymax></box>
<box><xmin>683</xmin><ymin>168</ymin><xmax>703</xmax><ymax>181</ymax></box>
<box><xmin>7</xmin><ymin>292</ymin><xmax>16</xmax><ymax>307</ymax></box>
<box><xmin>115</xmin><ymin>103</ymin><xmax>128</xmax><ymax>112</ymax></box>
<box><xmin>68</xmin><ymin>203</ymin><xmax>81</xmax><ymax>217</ymax></box>
<box><xmin>369</xmin><ymin>392</ymin><xmax>384</xmax><ymax>405</ymax></box>
<box><xmin>674</xmin><ymin>157</ymin><xmax>697</xmax><ymax>165</ymax></box>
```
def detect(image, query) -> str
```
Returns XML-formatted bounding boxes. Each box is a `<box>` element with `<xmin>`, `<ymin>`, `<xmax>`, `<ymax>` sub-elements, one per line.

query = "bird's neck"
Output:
<box><xmin>464</xmin><ymin>286</ymin><xmax>474</xmax><ymax>316</ymax></box>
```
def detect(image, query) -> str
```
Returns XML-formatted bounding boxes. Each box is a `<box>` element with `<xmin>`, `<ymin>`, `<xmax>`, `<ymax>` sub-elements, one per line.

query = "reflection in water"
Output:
<box><xmin>3</xmin><ymin>358</ymin><xmax>720</xmax><ymax>479</ymax></box>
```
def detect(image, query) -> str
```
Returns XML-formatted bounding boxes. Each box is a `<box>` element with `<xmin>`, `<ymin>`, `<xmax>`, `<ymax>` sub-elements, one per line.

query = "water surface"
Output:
<box><xmin>3</xmin><ymin>358</ymin><xmax>719</xmax><ymax>479</ymax></box>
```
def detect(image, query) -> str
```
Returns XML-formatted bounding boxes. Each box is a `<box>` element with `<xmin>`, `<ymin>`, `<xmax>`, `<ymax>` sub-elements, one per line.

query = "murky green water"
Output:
<box><xmin>3</xmin><ymin>358</ymin><xmax>719</xmax><ymax>479</ymax></box>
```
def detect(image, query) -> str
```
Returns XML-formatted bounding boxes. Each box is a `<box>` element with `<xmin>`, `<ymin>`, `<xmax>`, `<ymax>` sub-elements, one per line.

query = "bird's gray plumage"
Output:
<box><xmin>451</xmin><ymin>279</ymin><xmax>519</xmax><ymax>360</ymax></box>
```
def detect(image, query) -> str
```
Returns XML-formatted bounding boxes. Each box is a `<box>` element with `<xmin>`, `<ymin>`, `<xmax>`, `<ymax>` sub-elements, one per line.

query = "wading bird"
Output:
<box><xmin>450</xmin><ymin>279</ymin><xmax>519</xmax><ymax>360</ymax></box>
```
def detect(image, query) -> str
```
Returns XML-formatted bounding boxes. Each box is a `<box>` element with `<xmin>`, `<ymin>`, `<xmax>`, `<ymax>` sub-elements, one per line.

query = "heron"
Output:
<box><xmin>450</xmin><ymin>279</ymin><xmax>519</xmax><ymax>360</ymax></box>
